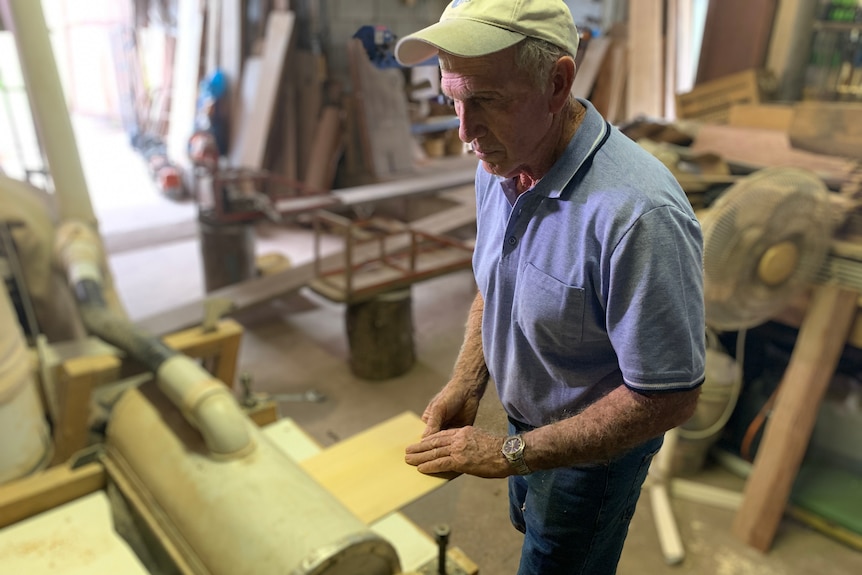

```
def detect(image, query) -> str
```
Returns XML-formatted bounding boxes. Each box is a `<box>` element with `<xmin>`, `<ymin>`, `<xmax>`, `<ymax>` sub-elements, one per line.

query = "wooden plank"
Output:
<box><xmin>675</xmin><ymin>0</ymin><xmax>695</xmax><ymax>94</ymax></box>
<box><xmin>732</xmin><ymin>285</ymin><xmax>858</xmax><ymax>551</ymax></box>
<box><xmin>299</xmin><ymin>411</ymin><xmax>450</xmax><ymax>524</ymax></box>
<box><xmin>296</xmin><ymin>50</ymin><xmax>326</xmax><ymax>180</ymax></box>
<box><xmin>52</xmin><ymin>356</ymin><xmax>122</xmax><ymax>465</ymax></box>
<box><xmin>277</xmin><ymin>56</ymin><xmax>299</xmax><ymax>182</ymax></box>
<box><xmin>166</xmin><ymin>0</ymin><xmax>204</xmax><ymax>168</ymax></box>
<box><xmin>691</xmin><ymin>124</ymin><xmax>858</xmax><ymax>184</ymax></box>
<box><xmin>696</xmin><ymin>0</ymin><xmax>777</xmax><ymax>85</ymax></box>
<box><xmin>765</xmin><ymin>0</ymin><xmax>819</xmax><ymax>101</ymax></box>
<box><xmin>304</xmin><ymin>105</ymin><xmax>343</xmax><ymax>192</ymax></box>
<box><xmin>676</xmin><ymin>69</ymin><xmax>766</xmax><ymax>124</ymax></box>
<box><xmin>789</xmin><ymin>101</ymin><xmax>862</xmax><ymax>160</ymax></box>
<box><xmin>571</xmin><ymin>36</ymin><xmax>611</xmax><ymax>99</ymax></box>
<box><xmin>664</xmin><ymin>0</ymin><xmax>679</xmax><ymax>119</ymax></box>
<box><xmin>626</xmin><ymin>0</ymin><xmax>664</xmax><ymax>119</ymax></box>
<box><xmin>230</xmin><ymin>11</ymin><xmax>295</xmax><ymax>169</ymax></box>
<box><xmin>220</xmin><ymin>0</ymin><xmax>243</xmax><ymax>148</ymax></box>
<box><xmin>262</xmin><ymin>419</ymin><xmax>470</xmax><ymax>572</ymax></box>
<box><xmin>204</xmin><ymin>0</ymin><xmax>220</xmax><ymax>74</ymax></box>
<box><xmin>0</xmin><ymin>462</ymin><xmax>105</xmax><ymax>529</ymax></box>
<box><xmin>605</xmin><ymin>39</ymin><xmax>629</xmax><ymax>124</ymax></box>
<box><xmin>728</xmin><ymin>103</ymin><xmax>794</xmax><ymax>131</ymax></box>
<box><xmin>232</xmin><ymin>56</ymin><xmax>261</xmax><ymax>159</ymax></box>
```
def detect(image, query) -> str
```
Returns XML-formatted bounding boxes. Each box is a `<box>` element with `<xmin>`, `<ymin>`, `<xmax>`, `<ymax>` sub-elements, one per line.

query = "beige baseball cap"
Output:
<box><xmin>395</xmin><ymin>0</ymin><xmax>579</xmax><ymax>66</ymax></box>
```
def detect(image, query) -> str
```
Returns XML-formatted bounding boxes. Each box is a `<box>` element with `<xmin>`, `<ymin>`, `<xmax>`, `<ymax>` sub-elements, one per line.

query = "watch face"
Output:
<box><xmin>503</xmin><ymin>436</ymin><xmax>523</xmax><ymax>455</ymax></box>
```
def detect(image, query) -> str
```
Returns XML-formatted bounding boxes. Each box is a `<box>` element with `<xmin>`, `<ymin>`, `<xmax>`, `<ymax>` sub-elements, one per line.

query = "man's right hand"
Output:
<box><xmin>421</xmin><ymin>379</ymin><xmax>484</xmax><ymax>437</ymax></box>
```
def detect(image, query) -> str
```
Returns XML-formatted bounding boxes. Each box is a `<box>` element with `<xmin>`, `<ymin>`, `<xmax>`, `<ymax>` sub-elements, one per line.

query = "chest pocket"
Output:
<box><xmin>515</xmin><ymin>263</ymin><xmax>585</xmax><ymax>349</ymax></box>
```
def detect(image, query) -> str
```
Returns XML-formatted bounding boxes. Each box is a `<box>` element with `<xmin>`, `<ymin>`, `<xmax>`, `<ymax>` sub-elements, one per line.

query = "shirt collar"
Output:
<box><xmin>519</xmin><ymin>98</ymin><xmax>608</xmax><ymax>199</ymax></box>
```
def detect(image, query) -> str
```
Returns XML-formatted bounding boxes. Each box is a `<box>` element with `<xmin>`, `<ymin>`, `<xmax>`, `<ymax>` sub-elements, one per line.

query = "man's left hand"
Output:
<box><xmin>405</xmin><ymin>426</ymin><xmax>512</xmax><ymax>478</ymax></box>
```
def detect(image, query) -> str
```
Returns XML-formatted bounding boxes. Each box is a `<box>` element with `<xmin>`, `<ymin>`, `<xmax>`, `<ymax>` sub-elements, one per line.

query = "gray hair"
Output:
<box><xmin>438</xmin><ymin>37</ymin><xmax>577</xmax><ymax>108</ymax></box>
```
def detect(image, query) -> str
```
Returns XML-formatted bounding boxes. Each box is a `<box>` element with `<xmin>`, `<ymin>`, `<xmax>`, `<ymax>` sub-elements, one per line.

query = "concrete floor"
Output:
<box><xmin>78</xmin><ymin>115</ymin><xmax>862</xmax><ymax>574</ymax></box>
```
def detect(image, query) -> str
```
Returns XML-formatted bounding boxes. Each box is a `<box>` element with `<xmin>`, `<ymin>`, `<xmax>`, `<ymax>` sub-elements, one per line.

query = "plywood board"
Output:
<box><xmin>696</xmin><ymin>0</ymin><xmax>777</xmax><ymax>85</ymax></box>
<box><xmin>230</xmin><ymin>11</ymin><xmax>295</xmax><ymax>169</ymax></box>
<box><xmin>299</xmin><ymin>411</ymin><xmax>450</xmax><ymax>524</ymax></box>
<box><xmin>348</xmin><ymin>38</ymin><xmax>415</xmax><ymax>179</ymax></box>
<box><xmin>0</xmin><ymin>492</ymin><xmax>149</xmax><ymax>575</ymax></box>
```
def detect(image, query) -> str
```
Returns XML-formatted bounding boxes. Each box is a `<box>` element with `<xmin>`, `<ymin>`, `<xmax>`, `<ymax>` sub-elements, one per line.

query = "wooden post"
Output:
<box><xmin>346</xmin><ymin>288</ymin><xmax>415</xmax><ymax>380</ymax></box>
<box><xmin>51</xmin><ymin>355</ymin><xmax>121</xmax><ymax>465</ymax></box>
<box><xmin>731</xmin><ymin>284</ymin><xmax>858</xmax><ymax>551</ymax></box>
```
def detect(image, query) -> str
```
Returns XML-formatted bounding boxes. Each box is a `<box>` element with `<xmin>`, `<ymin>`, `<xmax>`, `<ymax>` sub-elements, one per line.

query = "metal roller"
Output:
<box><xmin>106</xmin><ymin>383</ymin><xmax>400</xmax><ymax>575</ymax></box>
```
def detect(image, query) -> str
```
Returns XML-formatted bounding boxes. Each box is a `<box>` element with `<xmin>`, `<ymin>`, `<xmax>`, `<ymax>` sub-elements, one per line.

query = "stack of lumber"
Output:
<box><xmin>578</xmin><ymin>0</ymin><xmax>692</xmax><ymax>124</ymax></box>
<box><xmin>164</xmin><ymin>0</ymin><xmax>344</xmax><ymax>193</ymax></box>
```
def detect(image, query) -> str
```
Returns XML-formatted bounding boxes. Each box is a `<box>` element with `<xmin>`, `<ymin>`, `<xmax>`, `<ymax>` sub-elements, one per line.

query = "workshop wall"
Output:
<box><xmin>324</xmin><ymin>0</ymin><xmax>448</xmax><ymax>81</ymax></box>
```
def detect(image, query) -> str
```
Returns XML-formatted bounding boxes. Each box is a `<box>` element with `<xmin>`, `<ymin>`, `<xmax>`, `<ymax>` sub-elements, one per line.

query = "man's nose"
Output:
<box><xmin>456</xmin><ymin>102</ymin><xmax>484</xmax><ymax>143</ymax></box>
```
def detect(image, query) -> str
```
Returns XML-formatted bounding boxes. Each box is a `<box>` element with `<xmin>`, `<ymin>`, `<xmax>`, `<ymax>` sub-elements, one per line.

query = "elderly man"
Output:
<box><xmin>395</xmin><ymin>1</ymin><xmax>705</xmax><ymax>573</ymax></box>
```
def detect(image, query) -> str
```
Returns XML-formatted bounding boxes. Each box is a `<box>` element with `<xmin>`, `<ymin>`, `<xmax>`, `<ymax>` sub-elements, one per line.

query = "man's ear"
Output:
<box><xmin>549</xmin><ymin>56</ymin><xmax>576</xmax><ymax>113</ymax></box>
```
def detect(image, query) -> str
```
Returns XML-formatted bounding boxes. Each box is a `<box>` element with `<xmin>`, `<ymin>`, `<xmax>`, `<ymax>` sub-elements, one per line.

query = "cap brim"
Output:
<box><xmin>395</xmin><ymin>19</ymin><xmax>525</xmax><ymax>66</ymax></box>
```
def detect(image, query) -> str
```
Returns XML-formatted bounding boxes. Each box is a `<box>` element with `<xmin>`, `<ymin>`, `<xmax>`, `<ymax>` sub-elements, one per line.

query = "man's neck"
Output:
<box><xmin>515</xmin><ymin>100</ymin><xmax>586</xmax><ymax>195</ymax></box>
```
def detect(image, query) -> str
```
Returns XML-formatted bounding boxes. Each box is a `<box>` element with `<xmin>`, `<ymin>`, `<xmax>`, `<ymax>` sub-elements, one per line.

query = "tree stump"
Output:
<box><xmin>346</xmin><ymin>288</ymin><xmax>415</xmax><ymax>380</ymax></box>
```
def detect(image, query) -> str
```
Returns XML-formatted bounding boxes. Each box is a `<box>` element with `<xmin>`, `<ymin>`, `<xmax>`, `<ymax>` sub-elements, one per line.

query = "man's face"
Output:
<box><xmin>441</xmin><ymin>46</ymin><xmax>556</xmax><ymax>180</ymax></box>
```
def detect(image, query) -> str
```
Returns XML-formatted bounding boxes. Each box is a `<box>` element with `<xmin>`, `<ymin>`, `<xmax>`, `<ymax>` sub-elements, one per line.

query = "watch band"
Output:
<box><xmin>509</xmin><ymin>453</ymin><xmax>531</xmax><ymax>475</ymax></box>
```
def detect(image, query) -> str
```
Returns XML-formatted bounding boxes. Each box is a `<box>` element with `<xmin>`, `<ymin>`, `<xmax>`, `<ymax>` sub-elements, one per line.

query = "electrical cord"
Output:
<box><xmin>677</xmin><ymin>328</ymin><xmax>747</xmax><ymax>441</ymax></box>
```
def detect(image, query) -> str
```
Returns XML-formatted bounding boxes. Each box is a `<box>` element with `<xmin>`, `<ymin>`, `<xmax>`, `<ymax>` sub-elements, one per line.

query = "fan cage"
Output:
<box><xmin>702</xmin><ymin>167</ymin><xmax>833</xmax><ymax>331</ymax></box>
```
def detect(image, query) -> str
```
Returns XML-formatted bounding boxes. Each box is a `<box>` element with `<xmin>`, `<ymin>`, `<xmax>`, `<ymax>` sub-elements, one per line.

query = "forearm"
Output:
<box><xmin>450</xmin><ymin>290</ymin><xmax>489</xmax><ymax>396</ymax></box>
<box><xmin>524</xmin><ymin>385</ymin><xmax>700</xmax><ymax>469</ymax></box>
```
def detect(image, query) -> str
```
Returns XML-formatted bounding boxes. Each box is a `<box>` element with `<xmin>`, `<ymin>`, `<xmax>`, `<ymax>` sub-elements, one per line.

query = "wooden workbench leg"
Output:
<box><xmin>731</xmin><ymin>285</ymin><xmax>858</xmax><ymax>551</ymax></box>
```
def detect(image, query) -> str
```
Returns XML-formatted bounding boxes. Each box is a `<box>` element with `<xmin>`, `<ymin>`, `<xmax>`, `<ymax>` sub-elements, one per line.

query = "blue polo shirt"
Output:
<box><xmin>473</xmin><ymin>99</ymin><xmax>705</xmax><ymax>427</ymax></box>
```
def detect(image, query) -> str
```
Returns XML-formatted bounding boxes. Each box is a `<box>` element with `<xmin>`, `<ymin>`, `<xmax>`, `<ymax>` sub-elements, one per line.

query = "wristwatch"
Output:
<box><xmin>501</xmin><ymin>434</ymin><xmax>531</xmax><ymax>475</ymax></box>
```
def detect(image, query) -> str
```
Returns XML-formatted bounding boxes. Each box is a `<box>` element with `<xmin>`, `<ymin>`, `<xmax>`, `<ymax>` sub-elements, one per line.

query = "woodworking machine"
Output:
<box><xmin>0</xmin><ymin>2</ymin><xmax>427</xmax><ymax>573</ymax></box>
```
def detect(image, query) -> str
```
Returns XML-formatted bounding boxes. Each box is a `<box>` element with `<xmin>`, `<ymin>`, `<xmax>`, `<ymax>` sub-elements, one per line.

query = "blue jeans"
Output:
<box><xmin>508</xmin><ymin>419</ymin><xmax>663</xmax><ymax>575</ymax></box>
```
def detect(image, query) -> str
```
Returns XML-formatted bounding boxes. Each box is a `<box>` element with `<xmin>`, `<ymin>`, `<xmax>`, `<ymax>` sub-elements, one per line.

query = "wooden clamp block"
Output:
<box><xmin>51</xmin><ymin>355</ymin><xmax>122</xmax><ymax>465</ymax></box>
